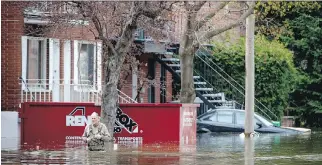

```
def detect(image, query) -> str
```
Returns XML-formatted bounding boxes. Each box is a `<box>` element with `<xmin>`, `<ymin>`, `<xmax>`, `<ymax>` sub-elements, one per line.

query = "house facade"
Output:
<box><xmin>2</xmin><ymin>1</ymin><xmax>176</xmax><ymax>111</ymax></box>
<box><xmin>2</xmin><ymin>2</ymin><xmax>245</xmax><ymax>115</ymax></box>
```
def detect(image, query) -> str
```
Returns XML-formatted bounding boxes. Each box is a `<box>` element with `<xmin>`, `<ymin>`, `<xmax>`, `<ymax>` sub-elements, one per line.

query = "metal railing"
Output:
<box><xmin>117</xmin><ymin>90</ymin><xmax>137</xmax><ymax>104</ymax></box>
<box><xmin>19</xmin><ymin>79</ymin><xmax>137</xmax><ymax>105</ymax></box>
<box><xmin>169</xmin><ymin>53</ymin><xmax>242</xmax><ymax>107</ymax></box>
<box><xmin>194</xmin><ymin>48</ymin><xmax>279</xmax><ymax>120</ymax></box>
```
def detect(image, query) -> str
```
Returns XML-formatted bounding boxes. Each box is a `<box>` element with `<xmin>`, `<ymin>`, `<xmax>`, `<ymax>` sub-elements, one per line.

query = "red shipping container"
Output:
<box><xmin>19</xmin><ymin>102</ymin><xmax>199</xmax><ymax>150</ymax></box>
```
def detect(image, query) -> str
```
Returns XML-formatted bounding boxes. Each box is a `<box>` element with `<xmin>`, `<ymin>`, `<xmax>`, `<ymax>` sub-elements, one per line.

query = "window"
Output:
<box><xmin>22</xmin><ymin>36</ymin><xmax>49</xmax><ymax>90</ymax></box>
<box><xmin>74</xmin><ymin>40</ymin><xmax>102</xmax><ymax>91</ymax></box>
<box><xmin>204</xmin><ymin>112</ymin><xmax>217</xmax><ymax>122</ymax></box>
<box><xmin>217</xmin><ymin>111</ymin><xmax>233</xmax><ymax>124</ymax></box>
<box><xmin>255</xmin><ymin>113</ymin><xmax>273</xmax><ymax>127</ymax></box>
<box><xmin>236</xmin><ymin>111</ymin><xmax>245</xmax><ymax>125</ymax></box>
<box><xmin>78</xmin><ymin>43</ymin><xmax>95</xmax><ymax>85</ymax></box>
<box><xmin>26</xmin><ymin>39</ymin><xmax>47</xmax><ymax>83</ymax></box>
<box><xmin>235</xmin><ymin>111</ymin><xmax>263</xmax><ymax>129</ymax></box>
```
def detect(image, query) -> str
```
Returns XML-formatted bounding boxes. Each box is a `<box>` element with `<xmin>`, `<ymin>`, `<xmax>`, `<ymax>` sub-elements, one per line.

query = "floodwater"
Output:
<box><xmin>2</xmin><ymin>131</ymin><xmax>322</xmax><ymax>165</ymax></box>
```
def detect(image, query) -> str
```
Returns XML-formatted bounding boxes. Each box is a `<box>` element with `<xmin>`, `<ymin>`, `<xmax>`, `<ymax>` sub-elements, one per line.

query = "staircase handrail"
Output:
<box><xmin>195</xmin><ymin>49</ymin><xmax>278</xmax><ymax>120</ymax></box>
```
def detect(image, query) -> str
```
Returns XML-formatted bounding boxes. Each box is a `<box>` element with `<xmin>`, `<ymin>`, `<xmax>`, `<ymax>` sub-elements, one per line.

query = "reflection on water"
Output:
<box><xmin>2</xmin><ymin>132</ymin><xmax>322</xmax><ymax>164</ymax></box>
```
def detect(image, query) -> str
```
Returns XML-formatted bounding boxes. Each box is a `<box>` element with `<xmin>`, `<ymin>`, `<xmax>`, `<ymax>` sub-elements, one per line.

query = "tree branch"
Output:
<box><xmin>184</xmin><ymin>1</ymin><xmax>206</xmax><ymax>11</ymax></box>
<box><xmin>141</xmin><ymin>1</ymin><xmax>178</xmax><ymax>19</ymax></box>
<box><xmin>163</xmin><ymin>1</ymin><xmax>178</xmax><ymax>11</ymax></box>
<box><xmin>73</xmin><ymin>1</ymin><xmax>89</xmax><ymax>17</ymax></box>
<box><xmin>73</xmin><ymin>1</ymin><xmax>116</xmax><ymax>55</ymax></box>
<box><xmin>115</xmin><ymin>2</ymin><xmax>139</xmax><ymax>53</ymax></box>
<box><xmin>202</xmin><ymin>2</ymin><xmax>255</xmax><ymax>41</ymax></box>
<box><xmin>196</xmin><ymin>1</ymin><xmax>229</xmax><ymax>30</ymax></box>
<box><xmin>193</xmin><ymin>1</ymin><xmax>207</xmax><ymax>11</ymax></box>
<box><xmin>141</xmin><ymin>8</ymin><xmax>162</xmax><ymax>19</ymax></box>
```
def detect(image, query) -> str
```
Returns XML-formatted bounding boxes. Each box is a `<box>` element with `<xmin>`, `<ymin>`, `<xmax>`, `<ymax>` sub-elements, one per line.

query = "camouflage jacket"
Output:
<box><xmin>82</xmin><ymin>123</ymin><xmax>111</xmax><ymax>151</ymax></box>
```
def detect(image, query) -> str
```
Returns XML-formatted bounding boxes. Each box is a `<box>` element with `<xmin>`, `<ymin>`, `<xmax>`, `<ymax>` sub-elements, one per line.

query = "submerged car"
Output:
<box><xmin>197</xmin><ymin>109</ymin><xmax>311</xmax><ymax>134</ymax></box>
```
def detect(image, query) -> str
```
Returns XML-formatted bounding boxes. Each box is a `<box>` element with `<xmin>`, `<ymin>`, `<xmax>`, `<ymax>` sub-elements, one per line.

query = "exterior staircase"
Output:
<box><xmin>156</xmin><ymin>53</ymin><xmax>239</xmax><ymax>116</ymax></box>
<box><xmin>155</xmin><ymin>45</ymin><xmax>279</xmax><ymax>121</ymax></box>
<box><xmin>134</xmin><ymin>30</ymin><xmax>278</xmax><ymax>120</ymax></box>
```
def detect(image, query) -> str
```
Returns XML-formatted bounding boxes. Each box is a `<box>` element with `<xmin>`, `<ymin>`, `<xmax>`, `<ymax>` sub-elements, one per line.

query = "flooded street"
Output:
<box><xmin>2</xmin><ymin>131</ymin><xmax>322</xmax><ymax>164</ymax></box>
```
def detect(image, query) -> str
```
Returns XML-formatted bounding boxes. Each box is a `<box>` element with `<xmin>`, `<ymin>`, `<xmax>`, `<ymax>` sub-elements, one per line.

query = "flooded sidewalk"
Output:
<box><xmin>2</xmin><ymin>132</ymin><xmax>322</xmax><ymax>165</ymax></box>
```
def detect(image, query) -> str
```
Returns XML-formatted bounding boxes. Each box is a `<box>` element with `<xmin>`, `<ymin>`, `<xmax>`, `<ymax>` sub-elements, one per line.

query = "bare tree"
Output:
<box><xmin>176</xmin><ymin>1</ymin><xmax>255</xmax><ymax>103</ymax></box>
<box><xmin>76</xmin><ymin>2</ymin><xmax>175</xmax><ymax>136</ymax></box>
<box><xmin>27</xmin><ymin>1</ymin><xmax>175</xmax><ymax>136</ymax></box>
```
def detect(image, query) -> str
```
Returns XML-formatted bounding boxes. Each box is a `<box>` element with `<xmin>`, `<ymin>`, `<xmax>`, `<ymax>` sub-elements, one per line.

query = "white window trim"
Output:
<box><xmin>21</xmin><ymin>36</ymin><xmax>49</xmax><ymax>92</ymax></box>
<box><xmin>73</xmin><ymin>40</ymin><xmax>102</xmax><ymax>92</ymax></box>
<box><xmin>49</xmin><ymin>38</ymin><xmax>60</xmax><ymax>101</ymax></box>
<box><xmin>64</xmin><ymin>40</ymin><xmax>72</xmax><ymax>102</ymax></box>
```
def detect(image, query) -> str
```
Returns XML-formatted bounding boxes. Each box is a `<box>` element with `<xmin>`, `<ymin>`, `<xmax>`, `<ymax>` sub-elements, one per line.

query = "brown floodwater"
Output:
<box><xmin>2</xmin><ymin>131</ymin><xmax>322</xmax><ymax>165</ymax></box>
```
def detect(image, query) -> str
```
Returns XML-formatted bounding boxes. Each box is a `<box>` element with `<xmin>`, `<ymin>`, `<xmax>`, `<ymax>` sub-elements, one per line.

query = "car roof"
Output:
<box><xmin>197</xmin><ymin>108</ymin><xmax>248</xmax><ymax>119</ymax></box>
<box><xmin>199</xmin><ymin>108</ymin><xmax>265</xmax><ymax>118</ymax></box>
<box><xmin>208</xmin><ymin>108</ymin><xmax>245</xmax><ymax>112</ymax></box>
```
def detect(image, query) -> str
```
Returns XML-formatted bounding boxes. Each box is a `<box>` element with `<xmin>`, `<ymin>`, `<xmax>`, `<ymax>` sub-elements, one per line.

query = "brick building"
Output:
<box><xmin>2</xmin><ymin>1</ymin><xmax>243</xmax><ymax>112</ymax></box>
<box><xmin>2</xmin><ymin>2</ymin><xmax>176</xmax><ymax>111</ymax></box>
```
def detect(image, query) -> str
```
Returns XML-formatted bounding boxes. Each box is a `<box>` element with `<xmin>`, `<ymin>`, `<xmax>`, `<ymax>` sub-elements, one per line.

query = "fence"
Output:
<box><xmin>19</xmin><ymin>79</ymin><xmax>137</xmax><ymax>105</ymax></box>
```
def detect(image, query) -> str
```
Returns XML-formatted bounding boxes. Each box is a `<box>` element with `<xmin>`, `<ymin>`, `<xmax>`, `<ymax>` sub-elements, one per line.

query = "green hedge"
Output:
<box><xmin>207</xmin><ymin>35</ymin><xmax>299</xmax><ymax>118</ymax></box>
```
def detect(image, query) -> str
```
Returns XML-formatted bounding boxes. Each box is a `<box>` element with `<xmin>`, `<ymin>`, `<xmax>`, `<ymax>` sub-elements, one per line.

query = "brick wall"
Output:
<box><xmin>134</xmin><ymin>54</ymin><xmax>173</xmax><ymax>103</ymax></box>
<box><xmin>1</xmin><ymin>2</ymin><xmax>100</xmax><ymax>111</ymax></box>
<box><xmin>119</xmin><ymin>67</ymin><xmax>133</xmax><ymax>102</ymax></box>
<box><xmin>1</xmin><ymin>2</ymin><xmax>25</xmax><ymax>111</ymax></box>
<box><xmin>166</xmin><ymin>67</ymin><xmax>173</xmax><ymax>102</ymax></box>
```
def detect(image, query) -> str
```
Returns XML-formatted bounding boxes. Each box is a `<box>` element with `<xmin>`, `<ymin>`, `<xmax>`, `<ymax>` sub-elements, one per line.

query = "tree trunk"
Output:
<box><xmin>179</xmin><ymin>10</ymin><xmax>197</xmax><ymax>103</ymax></box>
<box><xmin>101</xmin><ymin>49</ymin><xmax>123</xmax><ymax>138</ymax></box>
<box><xmin>180</xmin><ymin>50</ymin><xmax>196</xmax><ymax>103</ymax></box>
<box><xmin>100</xmin><ymin>25</ymin><xmax>136</xmax><ymax>137</ymax></box>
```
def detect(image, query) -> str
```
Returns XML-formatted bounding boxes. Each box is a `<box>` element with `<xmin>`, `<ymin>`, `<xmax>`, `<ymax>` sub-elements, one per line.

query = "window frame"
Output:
<box><xmin>234</xmin><ymin>111</ymin><xmax>264</xmax><ymax>129</ymax></box>
<box><xmin>73</xmin><ymin>40</ymin><xmax>102</xmax><ymax>92</ymax></box>
<box><xmin>21</xmin><ymin>36</ymin><xmax>49</xmax><ymax>92</ymax></box>
<box><xmin>202</xmin><ymin>112</ymin><xmax>217</xmax><ymax>122</ymax></box>
<box><xmin>216</xmin><ymin>110</ymin><xmax>234</xmax><ymax>124</ymax></box>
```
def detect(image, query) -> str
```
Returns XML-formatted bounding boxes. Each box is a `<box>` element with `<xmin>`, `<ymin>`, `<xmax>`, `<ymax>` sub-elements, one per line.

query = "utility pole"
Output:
<box><xmin>244</xmin><ymin>1</ymin><xmax>255</xmax><ymax>137</ymax></box>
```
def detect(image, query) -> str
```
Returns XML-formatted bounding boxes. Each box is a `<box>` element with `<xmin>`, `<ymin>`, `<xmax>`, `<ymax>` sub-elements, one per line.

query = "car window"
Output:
<box><xmin>236</xmin><ymin>111</ymin><xmax>263</xmax><ymax>128</ymax></box>
<box><xmin>236</xmin><ymin>111</ymin><xmax>245</xmax><ymax>125</ymax></box>
<box><xmin>255</xmin><ymin>113</ymin><xmax>273</xmax><ymax>126</ymax></box>
<box><xmin>217</xmin><ymin>111</ymin><xmax>233</xmax><ymax>124</ymax></box>
<box><xmin>203</xmin><ymin>112</ymin><xmax>217</xmax><ymax>121</ymax></box>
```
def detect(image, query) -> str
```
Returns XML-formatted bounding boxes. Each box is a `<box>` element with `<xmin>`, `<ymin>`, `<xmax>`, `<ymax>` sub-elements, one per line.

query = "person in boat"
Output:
<box><xmin>82</xmin><ymin>112</ymin><xmax>111</xmax><ymax>151</ymax></box>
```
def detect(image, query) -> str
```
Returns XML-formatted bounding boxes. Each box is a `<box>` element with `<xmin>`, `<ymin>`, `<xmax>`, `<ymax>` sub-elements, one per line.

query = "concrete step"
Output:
<box><xmin>202</xmin><ymin>93</ymin><xmax>224</xmax><ymax>97</ymax></box>
<box><xmin>194</xmin><ymin>82</ymin><xmax>207</xmax><ymax>85</ymax></box>
<box><xmin>161</xmin><ymin>58</ymin><xmax>180</xmax><ymax>62</ymax></box>
<box><xmin>208</xmin><ymin>100</ymin><xmax>227</xmax><ymax>103</ymax></box>
<box><xmin>173</xmin><ymin>73</ymin><xmax>200</xmax><ymax>79</ymax></box>
<box><xmin>195</xmin><ymin>88</ymin><xmax>213</xmax><ymax>91</ymax></box>
<box><xmin>168</xmin><ymin>64</ymin><xmax>180</xmax><ymax>67</ymax></box>
<box><xmin>165</xmin><ymin>52</ymin><xmax>174</xmax><ymax>55</ymax></box>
